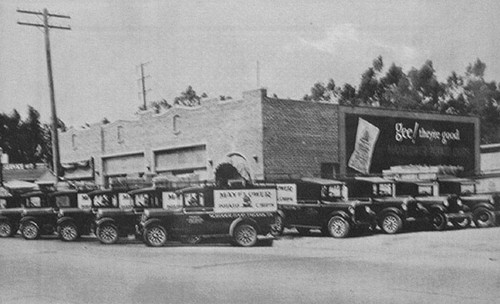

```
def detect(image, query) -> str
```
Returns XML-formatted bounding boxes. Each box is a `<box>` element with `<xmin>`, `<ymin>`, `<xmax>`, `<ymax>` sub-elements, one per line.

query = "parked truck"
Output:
<box><xmin>140</xmin><ymin>185</ymin><xmax>278</xmax><ymax>247</ymax></box>
<box><xmin>269</xmin><ymin>178</ymin><xmax>376</xmax><ymax>238</ymax></box>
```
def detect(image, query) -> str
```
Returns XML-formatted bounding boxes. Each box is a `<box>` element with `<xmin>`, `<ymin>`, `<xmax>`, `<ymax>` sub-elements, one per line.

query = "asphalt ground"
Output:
<box><xmin>0</xmin><ymin>226</ymin><xmax>499</xmax><ymax>304</ymax></box>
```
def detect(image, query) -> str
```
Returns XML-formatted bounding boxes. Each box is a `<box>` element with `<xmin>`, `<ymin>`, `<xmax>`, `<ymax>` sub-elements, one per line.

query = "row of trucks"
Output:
<box><xmin>0</xmin><ymin>176</ymin><xmax>498</xmax><ymax>247</ymax></box>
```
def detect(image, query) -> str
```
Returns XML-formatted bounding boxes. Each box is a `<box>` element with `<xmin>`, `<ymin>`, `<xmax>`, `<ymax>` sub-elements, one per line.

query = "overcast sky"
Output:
<box><xmin>1</xmin><ymin>0</ymin><xmax>500</xmax><ymax>127</ymax></box>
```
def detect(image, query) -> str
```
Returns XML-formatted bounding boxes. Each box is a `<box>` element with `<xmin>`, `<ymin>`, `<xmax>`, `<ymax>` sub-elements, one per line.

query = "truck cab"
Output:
<box><xmin>19</xmin><ymin>190</ymin><xmax>62</xmax><ymax>240</ymax></box>
<box><xmin>0</xmin><ymin>189</ymin><xmax>23</xmax><ymax>237</ymax></box>
<box><xmin>343</xmin><ymin>177</ymin><xmax>427</xmax><ymax>234</ymax></box>
<box><xmin>140</xmin><ymin>185</ymin><xmax>278</xmax><ymax>247</ymax></box>
<box><xmin>437</xmin><ymin>177</ymin><xmax>500</xmax><ymax>228</ymax></box>
<box><xmin>394</xmin><ymin>180</ymin><xmax>471</xmax><ymax>230</ymax></box>
<box><xmin>93</xmin><ymin>186</ymin><xmax>167</xmax><ymax>244</ymax></box>
<box><xmin>271</xmin><ymin>178</ymin><xmax>376</xmax><ymax>238</ymax></box>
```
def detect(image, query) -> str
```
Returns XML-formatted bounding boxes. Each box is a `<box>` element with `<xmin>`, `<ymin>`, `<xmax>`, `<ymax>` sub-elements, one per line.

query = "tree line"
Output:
<box><xmin>0</xmin><ymin>106</ymin><xmax>52</xmax><ymax>165</ymax></box>
<box><xmin>303</xmin><ymin>57</ymin><xmax>500</xmax><ymax>144</ymax></box>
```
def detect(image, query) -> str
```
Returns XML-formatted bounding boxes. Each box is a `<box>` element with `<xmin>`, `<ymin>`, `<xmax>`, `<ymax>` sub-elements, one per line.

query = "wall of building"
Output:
<box><xmin>60</xmin><ymin>89</ymin><xmax>265</xmax><ymax>185</ymax></box>
<box><xmin>261</xmin><ymin>98</ymin><xmax>339</xmax><ymax>179</ymax></box>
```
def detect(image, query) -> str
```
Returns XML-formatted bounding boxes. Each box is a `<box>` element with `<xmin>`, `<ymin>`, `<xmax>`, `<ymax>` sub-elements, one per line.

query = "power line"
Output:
<box><xmin>17</xmin><ymin>8</ymin><xmax>71</xmax><ymax>180</ymax></box>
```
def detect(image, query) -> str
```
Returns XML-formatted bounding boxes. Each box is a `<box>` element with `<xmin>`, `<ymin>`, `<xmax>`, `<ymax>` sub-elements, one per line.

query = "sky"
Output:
<box><xmin>1</xmin><ymin>0</ymin><xmax>500</xmax><ymax>127</ymax></box>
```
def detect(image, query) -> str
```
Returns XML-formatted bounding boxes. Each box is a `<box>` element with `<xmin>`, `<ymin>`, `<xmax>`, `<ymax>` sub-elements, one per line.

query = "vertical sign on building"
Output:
<box><xmin>348</xmin><ymin>118</ymin><xmax>380</xmax><ymax>174</ymax></box>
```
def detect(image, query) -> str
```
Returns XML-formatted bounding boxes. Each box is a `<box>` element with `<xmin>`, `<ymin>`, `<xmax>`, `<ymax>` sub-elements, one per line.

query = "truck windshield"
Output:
<box><xmin>460</xmin><ymin>184</ymin><xmax>475</xmax><ymax>195</ymax></box>
<box><xmin>377</xmin><ymin>183</ymin><xmax>393</xmax><ymax>196</ymax></box>
<box><xmin>417</xmin><ymin>185</ymin><xmax>434</xmax><ymax>196</ymax></box>
<box><xmin>321</xmin><ymin>185</ymin><xmax>343</xmax><ymax>199</ymax></box>
<box><xmin>93</xmin><ymin>194</ymin><xmax>117</xmax><ymax>207</ymax></box>
<box><xmin>134</xmin><ymin>193</ymin><xmax>161</xmax><ymax>208</ymax></box>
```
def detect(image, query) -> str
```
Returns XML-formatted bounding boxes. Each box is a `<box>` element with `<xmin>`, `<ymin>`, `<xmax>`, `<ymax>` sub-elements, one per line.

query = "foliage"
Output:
<box><xmin>304</xmin><ymin>56</ymin><xmax>500</xmax><ymax>144</ymax></box>
<box><xmin>0</xmin><ymin>107</ymin><xmax>52</xmax><ymax>164</ymax></box>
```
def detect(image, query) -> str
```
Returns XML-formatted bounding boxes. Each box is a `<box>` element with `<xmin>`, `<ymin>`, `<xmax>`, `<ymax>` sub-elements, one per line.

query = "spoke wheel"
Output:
<box><xmin>327</xmin><ymin>216</ymin><xmax>350</xmax><ymax>238</ymax></box>
<box><xmin>97</xmin><ymin>224</ymin><xmax>119</xmax><ymax>244</ymax></box>
<box><xmin>22</xmin><ymin>221</ymin><xmax>40</xmax><ymax>240</ymax></box>
<box><xmin>381</xmin><ymin>213</ymin><xmax>402</xmax><ymax>234</ymax></box>
<box><xmin>145</xmin><ymin>225</ymin><xmax>167</xmax><ymax>247</ymax></box>
<box><xmin>431</xmin><ymin>212</ymin><xmax>447</xmax><ymax>231</ymax></box>
<box><xmin>59</xmin><ymin>223</ymin><xmax>79</xmax><ymax>242</ymax></box>
<box><xmin>473</xmin><ymin>208</ymin><xmax>496</xmax><ymax>228</ymax></box>
<box><xmin>0</xmin><ymin>221</ymin><xmax>13</xmax><ymax>237</ymax></box>
<box><xmin>233</xmin><ymin>224</ymin><xmax>258</xmax><ymax>247</ymax></box>
<box><xmin>270</xmin><ymin>215</ymin><xmax>284</xmax><ymax>236</ymax></box>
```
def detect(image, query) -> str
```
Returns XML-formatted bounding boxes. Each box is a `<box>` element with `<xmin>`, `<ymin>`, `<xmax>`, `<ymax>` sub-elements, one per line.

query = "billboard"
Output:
<box><xmin>213</xmin><ymin>188</ymin><xmax>277</xmax><ymax>213</ymax></box>
<box><xmin>345</xmin><ymin>114</ymin><xmax>476</xmax><ymax>174</ymax></box>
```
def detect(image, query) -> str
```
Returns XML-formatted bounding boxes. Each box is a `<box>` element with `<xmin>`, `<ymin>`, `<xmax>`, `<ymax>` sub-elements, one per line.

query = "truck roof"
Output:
<box><xmin>354</xmin><ymin>176</ymin><xmax>393</xmax><ymax>184</ymax></box>
<box><xmin>300</xmin><ymin>177</ymin><xmax>345</xmax><ymax>185</ymax></box>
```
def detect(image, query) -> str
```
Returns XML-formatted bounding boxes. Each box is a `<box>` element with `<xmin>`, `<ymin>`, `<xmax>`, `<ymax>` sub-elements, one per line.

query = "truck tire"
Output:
<box><xmin>233</xmin><ymin>224</ymin><xmax>258</xmax><ymax>247</ymax></box>
<box><xmin>327</xmin><ymin>216</ymin><xmax>350</xmax><ymax>238</ymax></box>
<box><xmin>21</xmin><ymin>221</ymin><xmax>40</xmax><ymax>240</ymax></box>
<box><xmin>96</xmin><ymin>223</ymin><xmax>119</xmax><ymax>244</ymax></box>
<box><xmin>0</xmin><ymin>221</ymin><xmax>13</xmax><ymax>237</ymax></box>
<box><xmin>381</xmin><ymin>212</ymin><xmax>403</xmax><ymax>234</ymax></box>
<box><xmin>430</xmin><ymin>211</ymin><xmax>447</xmax><ymax>231</ymax></box>
<box><xmin>270</xmin><ymin>214</ymin><xmax>284</xmax><ymax>236</ymax></box>
<box><xmin>144</xmin><ymin>225</ymin><xmax>167</xmax><ymax>247</ymax></box>
<box><xmin>59</xmin><ymin>222</ymin><xmax>79</xmax><ymax>242</ymax></box>
<box><xmin>473</xmin><ymin>208</ymin><xmax>496</xmax><ymax>228</ymax></box>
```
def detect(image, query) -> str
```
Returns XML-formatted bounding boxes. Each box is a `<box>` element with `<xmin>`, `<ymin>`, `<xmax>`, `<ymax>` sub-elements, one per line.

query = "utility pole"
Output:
<box><xmin>137</xmin><ymin>62</ymin><xmax>151</xmax><ymax>109</ymax></box>
<box><xmin>17</xmin><ymin>8</ymin><xmax>71</xmax><ymax>181</ymax></box>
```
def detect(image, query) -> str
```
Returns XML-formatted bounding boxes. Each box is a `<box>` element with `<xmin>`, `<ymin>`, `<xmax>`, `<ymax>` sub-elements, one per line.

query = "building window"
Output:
<box><xmin>72</xmin><ymin>134</ymin><xmax>77</xmax><ymax>150</ymax></box>
<box><xmin>117</xmin><ymin>126</ymin><xmax>124</xmax><ymax>143</ymax></box>
<box><xmin>173</xmin><ymin>115</ymin><xmax>181</xmax><ymax>135</ymax></box>
<box><xmin>321</xmin><ymin>163</ymin><xmax>338</xmax><ymax>179</ymax></box>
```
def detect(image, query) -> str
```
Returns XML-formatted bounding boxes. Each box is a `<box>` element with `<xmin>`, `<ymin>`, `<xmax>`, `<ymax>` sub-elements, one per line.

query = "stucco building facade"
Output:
<box><xmin>59</xmin><ymin>88</ymin><xmax>480</xmax><ymax>186</ymax></box>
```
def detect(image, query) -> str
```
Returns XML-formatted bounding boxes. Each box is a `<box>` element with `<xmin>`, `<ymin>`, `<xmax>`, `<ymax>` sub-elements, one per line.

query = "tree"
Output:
<box><xmin>174</xmin><ymin>86</ymin><xmax>205</xmax><ymax>107</ymax></box>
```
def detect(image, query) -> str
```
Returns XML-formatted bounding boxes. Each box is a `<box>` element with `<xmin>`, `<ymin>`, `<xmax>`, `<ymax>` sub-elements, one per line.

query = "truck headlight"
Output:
<box><xmin>402</xmin><ymin>203</ymin><xmax>408</xmax><ymax>211</ymax></box>
<box><xmin>443</xmin><ymin>200</ymin><xmax>449</xmax><ymax>207</ymax></box>
<box><xmin>364</xmin><ymin>206</ymin><xmax>372</xmax><ymax>213</ymax></box>
<box><xmin>141</xmin><ymin>213</ymin><xmax>148</xmax><ymax>222</ymax></box>
<box><xmin>348</xmin><ymin>206</ymin><xmax>355</xmax><ymax>214</ymax></box>
<box><xmin>489</xmin><ymin>197</ymin><xmax>494</xmax><ymax>204</ymax></box>
<box><xmin>457</xmin><ymin>199</ymin><xmax>463</xmax><ymax>207</ymax></box>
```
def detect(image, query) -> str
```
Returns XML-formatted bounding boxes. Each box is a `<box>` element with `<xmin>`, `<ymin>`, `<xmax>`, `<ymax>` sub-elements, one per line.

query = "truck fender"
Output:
<box><xmin>19</xmin><ymin>216</ymin><xmax>39</xmax><ymax>228</ymax></box>
<box><xmin>143</xmin><ymin>218</ymin><xmax>162</xmax><ymax>230</ymax></box>
<box><xmin>57</xmin><ymin>216</ymin><xmax>76</xmax><ymax>226</ymax></box>
<box><xmin>379</xmin><ymin>207</ymin><xmax>403</xmax><ymax>218</ymax></box>
<box><xmin>471</xmin><ymin>202</ymin><xmax>494</xmax><ymax>212</ymax></box>
<box><xmin>95</xmin><ymin>217</ymin><xmax>116</xmax><ymax>227</ymax></box>
<box><xmin>229</xmin><ymin>218</ymin><xmax>259</xmax><ymax>237</ymax></box>
<box><xmin>327</xmin><ymin>211</ymin><xmax>351</xmax><ymax>224</ymax></box>
<box><xmin>429</xmin><ymin>204</ymin><xmax>446</xmax><ymax>214</ymax></box>
<box><xmin>19</xmin><ymin>216</ymin><xmax>38</xmax><ymax>226</ymax></box>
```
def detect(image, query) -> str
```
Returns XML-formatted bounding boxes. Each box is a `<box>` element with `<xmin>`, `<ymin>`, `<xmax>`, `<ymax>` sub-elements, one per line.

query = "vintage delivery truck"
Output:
<box><xmin>269</xmin><ymin>178</ymin><xmax>376</xmax><ymax>238</ymax></box>
<box><xmin>140</xmin><ymin>185</ymin><xmax>278</xmax><ymax>247</ymax></box>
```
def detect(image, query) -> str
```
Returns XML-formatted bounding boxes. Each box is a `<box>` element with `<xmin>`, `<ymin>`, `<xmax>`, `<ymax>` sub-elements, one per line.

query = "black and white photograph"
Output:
<box><xmin>1</xmin><ymin>1</ymin><xmax>499</xmax><ymax>303</ymax></box>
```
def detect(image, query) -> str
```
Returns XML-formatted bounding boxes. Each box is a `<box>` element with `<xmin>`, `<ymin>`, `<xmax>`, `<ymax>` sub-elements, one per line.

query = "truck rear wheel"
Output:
<box><xmin>233</xmin><ymin>224</ymin><xmax>258</xmax><ymax>247</ymax></box>
<box><xmin>0</xmin><ymin>221</ymin><xmax>13</xmax><ymax>237</ymax></box>
<box><xmin>430</xmin><ymin>211</ymin><xmax>447</xmax><ymax>231</ymax></box>
<box><xmin>270</xmin><ymin>214</ymin><xmax>284</xmax><ymax>236</ymax></box>
<box><xmin>473</xmin><ymin>208</ymin><xmax>496</xmax><ymax>228</ymax></box>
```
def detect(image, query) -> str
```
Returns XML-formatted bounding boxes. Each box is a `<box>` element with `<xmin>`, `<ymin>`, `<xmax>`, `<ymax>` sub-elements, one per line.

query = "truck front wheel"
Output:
<box><xmin>144</xmin><ymin>225</ymin><xmax>167</xmax><ymax>247</ymax></box>
<box><xmin>327</xmin><ymin>216</ymin><xmax>350</xmax><ymax>238</ymax></box>
<box><xmin>381</xmin><ymin>212</ymin><xmax>403</xmax><ymax>234</ymax></box>
<box><xmin>473</xmin><ymin>208</ymin><xmax>496</xmax><ymax>228</ymax></box>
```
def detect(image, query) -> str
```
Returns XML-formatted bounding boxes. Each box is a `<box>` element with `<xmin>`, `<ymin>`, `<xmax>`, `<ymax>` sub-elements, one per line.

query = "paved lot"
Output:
<box><xmin>0</xmin><ymin>227</ymin><xmax>499</xmax><ymax>304</ymax></box>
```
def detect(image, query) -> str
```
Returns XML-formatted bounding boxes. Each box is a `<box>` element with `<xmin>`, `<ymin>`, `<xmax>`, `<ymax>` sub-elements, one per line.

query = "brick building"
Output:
<box><xmin>59</xmin><ymin>88</ymin><xmax>480</xmax><ymax>185</ymax></box>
